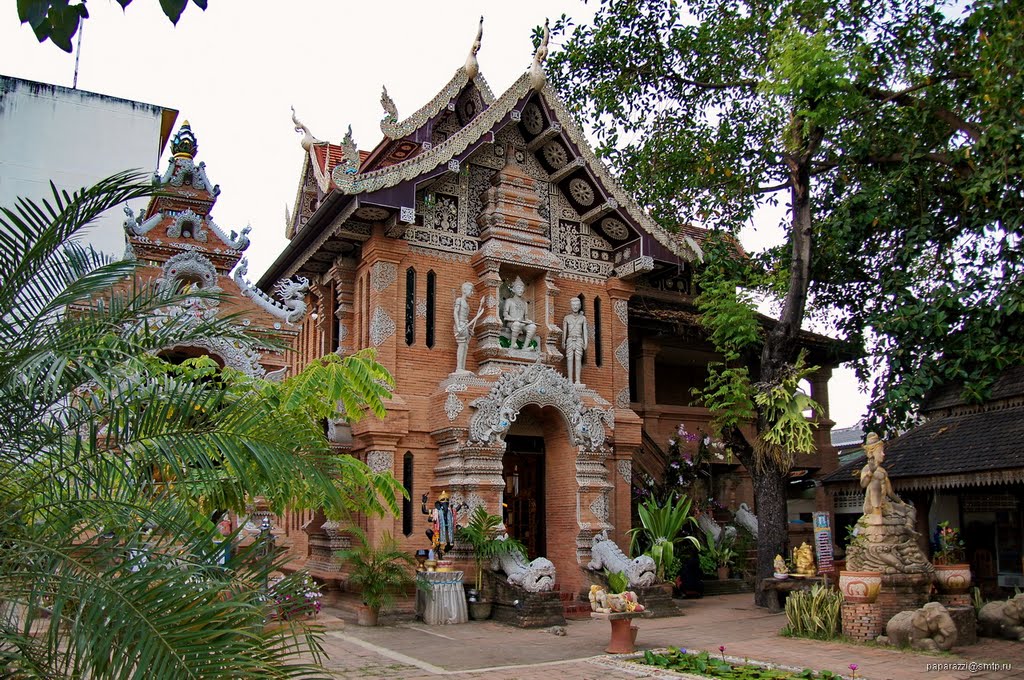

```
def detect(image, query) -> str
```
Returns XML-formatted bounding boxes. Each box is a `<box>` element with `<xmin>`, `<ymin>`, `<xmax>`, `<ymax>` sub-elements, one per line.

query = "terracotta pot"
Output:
<box><xmin>933</xmin><ymin>564</ymin><xmax>971</xmax><ymax>594</ymax></box>
<box><xmin>839</xmin><ymin>570</ymin><xmax>881</xmax><ymax>603</ymax></box>
<box><xmin>717</xmin><ymin>566</ymin><xmax>730</xmax><ymax>580</ymax></box>
<box><xmin>356</xmin><ymin>604</ymin><xmax>379</xmax><ymax>626</ymax></box>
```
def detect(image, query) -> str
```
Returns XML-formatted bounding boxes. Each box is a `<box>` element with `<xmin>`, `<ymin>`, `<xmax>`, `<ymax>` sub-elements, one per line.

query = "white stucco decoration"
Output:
<box><xmin>614</xmin><ymin>339</ymin><xmax>630</xmax><ymax>371</ymax></box>
<box><xmin>233</xmin><ymin>258</ymin><xmax>310</xmax><ymax>325</ymax></box>
<box><xmin>445</xmin><ymin>392</ymin><xmax>464</xmax><ymax>421</ymax></box>
<box><xmin>366</xmin><ymin>450</ymin><xmax>394</xmax><ymax>474</ymax></box>
<box><xmin>371</xmin><ymin>261</ymin><xmax>398</xmax><ymax>292</ymax></box>
<box><xmin>613</xmin><ymin>299</ymin><xmax>629</xmax><ymax>326</ymax></box>
<box><xmin>468</xmin><ymin>363</ymin><xmax>606</xmax><ymax>451</ymax></box>
<box><xmin>616</xmin><ymin>459</ymin><xmax>632</xmax><ymax>485</ymax></box>
<box><xmin>369</xmin><ymin>306</ymin><xmax>396</xmax><ymax>346</ymax></box>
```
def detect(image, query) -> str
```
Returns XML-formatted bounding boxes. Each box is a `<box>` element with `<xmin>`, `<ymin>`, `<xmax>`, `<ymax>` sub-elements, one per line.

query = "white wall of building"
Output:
<box><xmin>0</xmin><ymin>76</ymin><xmax>176</xmax><ymax>256</ymax></box>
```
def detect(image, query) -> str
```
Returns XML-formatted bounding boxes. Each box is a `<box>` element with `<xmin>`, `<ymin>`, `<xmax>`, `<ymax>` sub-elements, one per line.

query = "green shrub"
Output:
<box><xmin>783</xmin><ymin>584</ymin><xmax>842</xmax><ymax>640</ymax></box>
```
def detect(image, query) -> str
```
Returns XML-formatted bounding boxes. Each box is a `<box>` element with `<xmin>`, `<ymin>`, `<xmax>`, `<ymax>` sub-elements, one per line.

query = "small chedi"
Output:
<box><xmin>878</xmin><ymin>602</ymin><xmax>958</xmax><ymax>651</ymax></box>
<box><xmin>978</xmin><ymin>593</ymin><xmax>1024</xmax><ymax>641</ymax></box>
<box><xmin>587</xmin><ymin>531</ymin><xmax>657</xmax><ymax>588</ymax></box>
<box><xmin>793</xmin><ymin>542</ymin><xmax>816</xmax><ymax>577</ymax></box>
<box><xmin>845</xmin><ymin>433</ymin><xmax>932</xmax><ymax>575</ymax></box>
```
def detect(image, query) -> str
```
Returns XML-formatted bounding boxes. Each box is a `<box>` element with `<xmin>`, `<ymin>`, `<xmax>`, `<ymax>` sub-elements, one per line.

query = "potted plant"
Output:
<box><xmin>628</xmin><ymin>495</ymin><xmax>701</xmax><ymax>581</ymax></box>
<box><xmin>340</xmin><ymin>532</ymin><xmax>416</xmax><ymax>626</ymax></box>
<box><xmin>932</xmin><ymin>521</ymin><xmax>971</xmax><ymax>594</ymax></box>
<box><xmin>456</xmin><ymin>505</ymin><xmax>526</xmax><ymax>620</ymax></box>
<box><xmin>698</xmin><ymin>530</ymin><xmax>736</xmax><ymax>580</ymax></box>
<box><xmin>838</xmin><ymin>521</ymin><xmax>881</xmax><ymax>603</ymax></box>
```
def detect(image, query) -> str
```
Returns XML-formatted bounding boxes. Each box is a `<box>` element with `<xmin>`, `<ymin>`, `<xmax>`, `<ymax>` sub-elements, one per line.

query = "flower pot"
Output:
<box><xmin>839</xmin><ymin>570</ymin><xmax>881</xmax><ymax>603</ymax></box>
<box><xmin>933</xmin><ymin>564</ymin><xmax>971</xmax><ymax>594</ymax></box>
<box><xmin>356</xmin><ymin>604</ymin><xmax>379</xmax><ymax>626</ymax></box>
<box><xmin>468</xmin><ymin>600</ymin><xmax>493</xmax><ymax>620</ymax></box>
<box><xmin>717</xmin><ymin>566</ymin><xmax>730</xmax><ymax>580</ymax></box>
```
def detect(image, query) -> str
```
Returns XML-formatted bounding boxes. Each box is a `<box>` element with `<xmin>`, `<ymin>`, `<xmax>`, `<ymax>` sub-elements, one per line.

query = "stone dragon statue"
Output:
<box><xmin>490</xmin><ymin>535</ymin><xmax>556</xmax><ymax>592</ymax></box>
<box><xmin>587</xmin><ymin>530</ymin><xmax>657</xmax><ymax>588</ymax></box>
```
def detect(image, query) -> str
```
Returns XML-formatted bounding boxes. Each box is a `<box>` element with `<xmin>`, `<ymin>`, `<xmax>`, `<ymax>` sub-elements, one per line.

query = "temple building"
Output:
<box><xmin>256</xmin><ymin>22</ymin><xmax>847</xmax><ymax>597</ymax></box>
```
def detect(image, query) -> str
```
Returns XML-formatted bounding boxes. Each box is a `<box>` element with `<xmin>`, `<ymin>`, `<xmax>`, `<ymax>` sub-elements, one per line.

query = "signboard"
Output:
<box><xmin>813</xmin><ymin>511</ymin><xmax>834</xmax><ymax>576</ymax></box>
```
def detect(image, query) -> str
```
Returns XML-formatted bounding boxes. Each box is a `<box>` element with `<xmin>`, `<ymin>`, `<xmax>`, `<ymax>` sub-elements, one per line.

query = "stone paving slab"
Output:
<box><xmin>302</xmin><ymin>594</ymin><xmax>1023</xmax><ymax>679</ymax></box>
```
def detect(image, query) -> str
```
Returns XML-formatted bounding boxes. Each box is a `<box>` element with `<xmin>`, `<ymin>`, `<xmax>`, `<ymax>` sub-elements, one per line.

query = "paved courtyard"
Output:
<box><xmin>303</xmin><ymin>594</ymin><xmax>1023</xmax><ymax>679</ymax></box>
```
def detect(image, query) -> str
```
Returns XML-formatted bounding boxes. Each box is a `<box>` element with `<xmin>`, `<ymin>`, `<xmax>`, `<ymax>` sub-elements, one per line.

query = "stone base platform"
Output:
<box><xmin>487</xmin><ymin>571</ymin><xmax>566</xmax><ymax>628</ymax></box>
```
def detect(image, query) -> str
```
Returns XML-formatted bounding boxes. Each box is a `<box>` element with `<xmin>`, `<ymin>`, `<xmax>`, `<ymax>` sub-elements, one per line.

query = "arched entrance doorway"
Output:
<box><xmin>503</xmin><ymin>433</ymin><xmax>545</xmax><ymax>559</ymax></box>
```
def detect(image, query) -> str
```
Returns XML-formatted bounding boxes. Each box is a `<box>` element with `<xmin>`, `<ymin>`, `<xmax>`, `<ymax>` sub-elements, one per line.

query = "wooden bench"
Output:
<box><xmin>591</xmin><ymin>610</ymin><xmax>652</xmax><ymax>654</ymax></box>
<box><xmin>760</xmin><ymin>577</ymin><xmax>823</xmax><ymax>612</ymax></box>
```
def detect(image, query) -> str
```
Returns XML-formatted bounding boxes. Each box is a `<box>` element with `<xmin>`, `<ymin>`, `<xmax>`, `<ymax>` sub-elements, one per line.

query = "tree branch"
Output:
<box><xmin>859</xmin><ymin>83</ymin><xmax>981</xmax><ymax>142</ymax></box>
<box><xmin>668</xmin><ymin>74</ymin><xmax>759</xmax><ymax>91</ymax></box>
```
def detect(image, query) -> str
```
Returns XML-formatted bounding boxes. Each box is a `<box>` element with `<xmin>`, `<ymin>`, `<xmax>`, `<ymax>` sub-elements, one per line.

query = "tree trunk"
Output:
<box><xmin>748</xmin><ymin>112</ymin><xmax>821</xmax><ymax>607</ymax></box>
<box><xmin>750</xmin><ymin>462</ymin><xmax>789</xmax><ymax>607</ymax></box>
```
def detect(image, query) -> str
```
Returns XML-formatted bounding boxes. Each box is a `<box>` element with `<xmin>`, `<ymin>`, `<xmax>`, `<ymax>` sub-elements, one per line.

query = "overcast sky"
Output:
<box><xmin>0</xmin><ymin>1</ymin><xmax>869</xmax><ymax>428</ymax></box>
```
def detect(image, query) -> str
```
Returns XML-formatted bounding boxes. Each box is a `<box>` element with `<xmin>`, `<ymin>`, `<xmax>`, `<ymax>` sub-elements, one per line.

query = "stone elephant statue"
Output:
<box><xmin>880</xmin><ymin>602</ymin><xmax>958</xmax><ymax>652</ymax></box>
<box><xmin>978</xmin><ymin>593</ymin><xmax>1024</xmax><ymax>641</ymax></box>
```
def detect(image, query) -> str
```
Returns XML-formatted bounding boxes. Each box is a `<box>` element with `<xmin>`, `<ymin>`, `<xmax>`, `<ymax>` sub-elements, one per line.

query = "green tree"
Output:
<box><xmin>18</xmin><ymin>0</ymin><xmax>207</xmax><ymax>52</ymax></box>
<box><xmin>548</xmin><ymin>0</ymin><xmax>1023</xmax><ymax>604</ymax></box>
<box><xmin>0</xmin><ymin>172</ymin><xmax>401</xmax><ymax>677</ymax></box>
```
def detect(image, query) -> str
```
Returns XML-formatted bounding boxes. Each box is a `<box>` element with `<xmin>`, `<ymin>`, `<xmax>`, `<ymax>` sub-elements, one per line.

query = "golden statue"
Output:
<box><xmin>793</xmin><ymin>542</ymin><xmax>816</xmax><ymax>577</ymax></box>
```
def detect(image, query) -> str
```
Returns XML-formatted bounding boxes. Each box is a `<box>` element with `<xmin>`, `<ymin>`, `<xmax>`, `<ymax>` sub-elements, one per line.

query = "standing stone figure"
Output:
<box><xmin>453</xmin><ymin>281</ymin><xmax>485</xmax><ymax>373</ymax></box>
<box><xmin>562</xmin><ymin>297</ymin><xmax>588</xmax><ymax>384</ymax></box>
<box><xmin>503</xmin><ymin>276</ymin><xmax>537</xmax><ymax>350</ymax></box>
<box><xmin>860</xmin><ymin>432</ymin><xmax>895</xmax><ymax>515</ymax></box>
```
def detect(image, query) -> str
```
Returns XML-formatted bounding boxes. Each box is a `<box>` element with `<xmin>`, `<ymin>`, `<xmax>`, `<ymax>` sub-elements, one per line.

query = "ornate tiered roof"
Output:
<box><xmin>261</xmin><ymin>19</ymin><xmax>702</xmax><ymax>289</ymax></box>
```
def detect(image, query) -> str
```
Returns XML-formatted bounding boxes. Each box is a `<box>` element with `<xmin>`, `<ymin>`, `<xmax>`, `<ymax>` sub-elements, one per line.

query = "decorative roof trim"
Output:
<box><xmin>379</xmin><ymin>66</ymin><xmax>496</xmax><ymax>140</ymax></box>
<box><xmin>124</xmin><ymin>206</ymin><xmax>162</xmax><ymax>236</ymax></box>
<box><xmin>233</xmin><ymin>258</ymin><xmax>310</xmax><ymax>325</ymax></box>
<box><xmin>308</xmin><ymin>143</ymin><xmax>335</xmax><ymax>193</ymax></box>
<box><xmin>280</xmin><ymin>197</ymin><xmax>360</xmax><ymax>281</ymax></box>
<box><xmin>337</xmin><ymin>72</ymin><xmax>530</xmax><ymax>192</ymax></box>
<box><xmin>828</xmin><ymin>468</ymin><xmax>1024</xmax><ymax>493</ymax></box>
<box><xmin>539</xmin><ymin>87</ymin><xmax>701</xmax><ymax>262</ymax></box>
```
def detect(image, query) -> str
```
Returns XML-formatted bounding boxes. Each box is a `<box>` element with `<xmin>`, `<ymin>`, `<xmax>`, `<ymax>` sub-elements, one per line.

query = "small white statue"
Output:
<box><xmin>453</xmin><ymin>281</ymin><xmax>485</xmax><ymax>373</ymax></box>
<box><xmin>562</xmin><ymin>297</ymin><xmax>588</xmax><ymax>385</ymax></box>
<box><xmin>503</xmin><ymin>276</ymin><xmax>537</xmax><ymax>350</ymax></box>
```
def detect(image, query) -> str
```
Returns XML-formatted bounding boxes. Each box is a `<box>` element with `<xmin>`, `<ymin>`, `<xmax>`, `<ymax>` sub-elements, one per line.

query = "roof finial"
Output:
<box><xmin>465</xmin><ymin>16</ymin><xmax>484</xmax><ymax>80</ymax></box>
<box><xmin>530</xmin><ymin>18</ymin><xmax>550</xmax><ymax>92</ymax></box>
<box><xmin>380</xmin><ymin>85</ymin><xmax>398</xmax><ymax>122</ymax></box>
<box><xmin>171</xmin><ymin>121</ymin><xmax>198</xmax><ymax>159</ymax></box>
<box><xmin>291</xmin><ymin>106</ymin><xmax>321</xmax><ymax>152</ymax></box>
<box><xmin>340</xmin><ymin>125</ymin><xmax>359</xmax><ymax>175</ymax></box>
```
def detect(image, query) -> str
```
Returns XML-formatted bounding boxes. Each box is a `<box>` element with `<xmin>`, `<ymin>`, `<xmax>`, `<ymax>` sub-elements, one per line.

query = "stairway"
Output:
<box><xmin>555</xmin><ymin>585</ymin><xmax>592</xmax><ymax>619</ymax></box>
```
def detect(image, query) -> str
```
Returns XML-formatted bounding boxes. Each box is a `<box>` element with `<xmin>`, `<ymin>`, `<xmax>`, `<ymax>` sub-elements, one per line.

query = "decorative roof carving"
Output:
<box><xmin>232</xmin><ymin>258</ymin><xmax>310</xmax><ymax>325</ymax></box>
<box><xmin>378</xmin><ymin>66</ymin><xmax>497</xmax><ymax>140</ymax></box>
<box><xmin>465</xmin><ymin>16</ymin><xmax>483</xmax><ymax>81</ymax></box>
<box><xmin>530</xmin><ymin>19</ymin><xmax>550</xmax><ymax>92</ymax></box>
<box><xmin>291</xmin><ymin>106</ymin><xmax>322</xmax><ymax>152</ymax></box>
<box><xmin>380</xmin><ymin>85</ymin><xmax>398</xmax><ymax>123</ymax></box>
<box><xmin>468</xmin><ymin>362</ymin><xmax>607</xmax><ymax>451</ymax></box>
<box><xmin>340</xmin><ymin>126</ymin><xmax>360</xmax><ymax>175</ymax></box>
<box><xmin>123</xmin><ymin>206</ymin><xmax>162</xmax><ymax>236</ymax></box>
<box><xmin>154</xmin><ymin>122</ymin><xmax>220</xmax><ymax>197</ymax></box>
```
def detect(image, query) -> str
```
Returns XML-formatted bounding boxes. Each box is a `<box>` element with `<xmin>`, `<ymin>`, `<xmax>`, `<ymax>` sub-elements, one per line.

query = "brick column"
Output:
<box><xmin>842</xmin><ymin>602</ymin><xmax>883</xmax><ymax>642</ymax></box>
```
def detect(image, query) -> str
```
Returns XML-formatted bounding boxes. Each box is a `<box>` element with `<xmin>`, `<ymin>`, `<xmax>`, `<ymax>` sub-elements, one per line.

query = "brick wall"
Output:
<box><xmin>842</xmin><ymin>602</ymin><xmax>883</xmax><ymax>642</ymax></box>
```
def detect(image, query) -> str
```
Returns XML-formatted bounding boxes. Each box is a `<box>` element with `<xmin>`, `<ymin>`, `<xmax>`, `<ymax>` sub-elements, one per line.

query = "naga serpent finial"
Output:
<box><xmin>529</xmin><ymin>18</ymin><xmax>550</xmax><ymax>92</ymax></box>
<box><xmin>465</xmin><ymin>16</ymin><xmax>484</xmax><ymax>80</ymax></box>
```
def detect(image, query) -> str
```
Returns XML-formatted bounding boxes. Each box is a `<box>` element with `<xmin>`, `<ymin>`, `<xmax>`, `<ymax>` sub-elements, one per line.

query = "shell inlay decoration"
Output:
<box><xmin>616</xmin><ymin>459</ymin><xmax>632</xmax><ymax>485</ymax></box>
<box><xmin>369</xmin><ymin>307</ymin><xmax>396</xmax><ymax>346</ymax></box>
<box><xmin>445</xmin><ymin>392</ymin><xmax>464</xmax><ymax>421</ymax></box>
<box><xmin>613</xmin><ymin>299</ymin><xmax>629</xmax><ymax>326</ymax></box>
<box><xmin>614</xmin><ymin>339</ymin><xmax>630</xmax><ymax>371</ymax></box>
<box><xmin>615</xmin><ymin>387</ymin><xmax>631</xmax><ymax>409</ymax></box>
<box><xmin>366</xmin><ymin>451</ymin><xmax>394</xmax><ymax>474</ymax></box>
<box><xmin>371</xmin><ymin>261</ymin><xmax>398</xmax><ymax>292</ymax></box>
